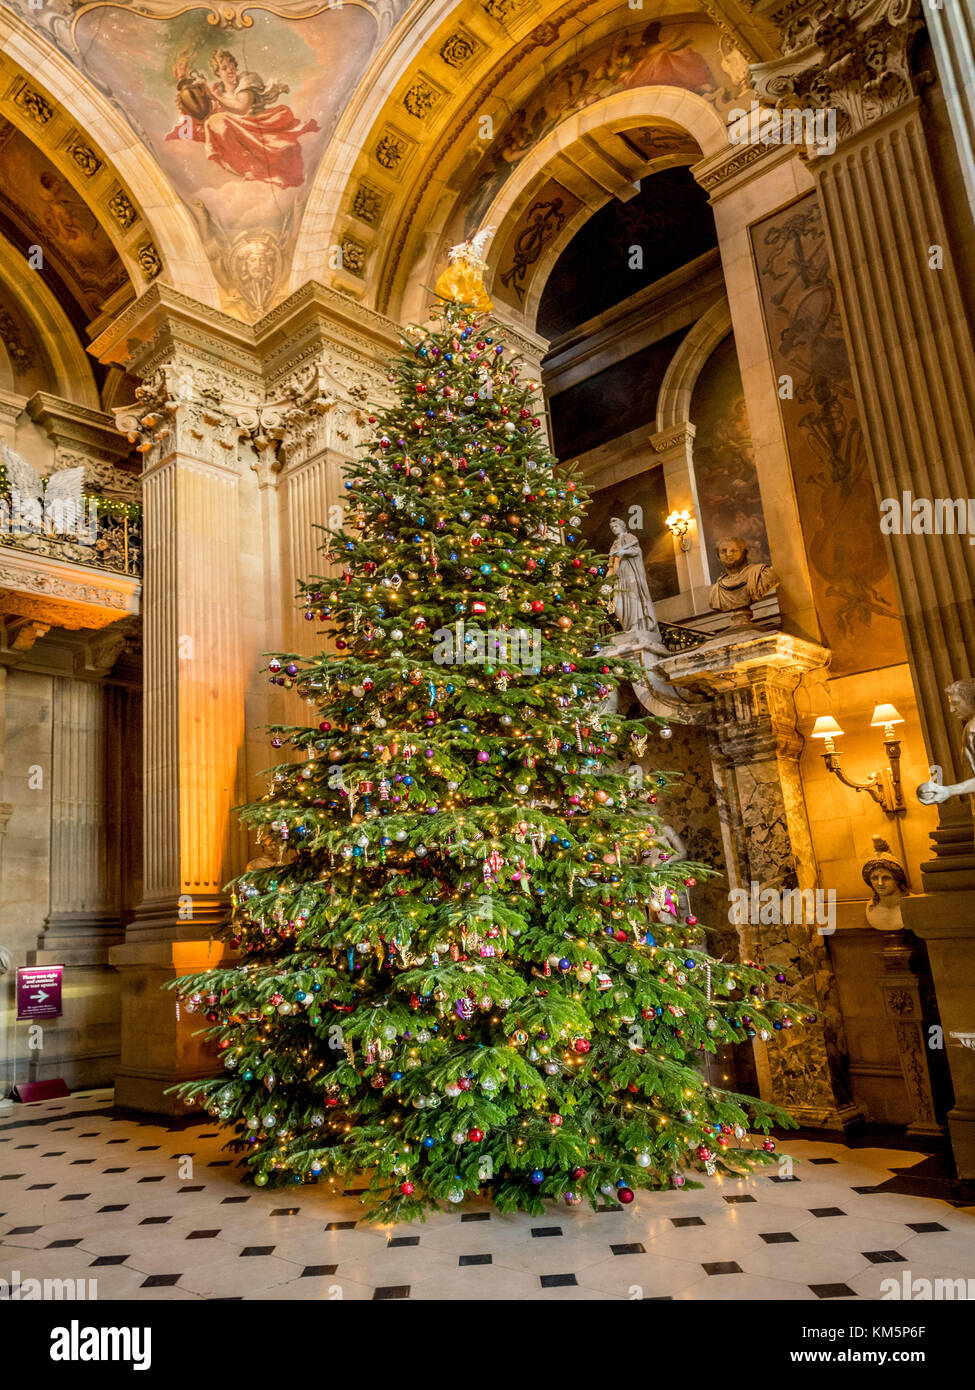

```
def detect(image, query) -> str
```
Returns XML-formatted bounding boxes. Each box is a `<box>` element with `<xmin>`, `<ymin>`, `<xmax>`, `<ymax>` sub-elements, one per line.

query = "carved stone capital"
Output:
<box><xmin>115</xmin><ymin>364</ymin><xmax>245</xmax><ymax>474</ymax></box>
<box><xmin>750</xmin><ymin>0</ymin><xmax>923</xmax><ymax>146</ymax></box>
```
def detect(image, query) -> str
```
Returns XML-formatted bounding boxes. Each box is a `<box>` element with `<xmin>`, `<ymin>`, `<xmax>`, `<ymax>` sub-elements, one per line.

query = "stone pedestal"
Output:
<box><xmin>110</xmin><ymin>940</ymin><xmax>227</xmax><ymax>1114</ymax></box>
<box><xmin>662</xmin><ymin>631</ymin><xmax>860</xmax><ymax>1130</ymax></box>
<box><xmin>874</xmin><ymin>933</ymin><xmax>946</xmax><ymax>1140</ymax></box>
<box><xmin>902</xmin><ymin>893</ymin><xmax>975</xmax><ymax>1177</ymax></box>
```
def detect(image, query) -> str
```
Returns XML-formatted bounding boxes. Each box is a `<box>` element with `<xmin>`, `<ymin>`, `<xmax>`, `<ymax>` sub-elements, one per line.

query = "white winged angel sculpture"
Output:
<box><xmin>1</xmin><ymin>443</ymin><xmax>93</xmax><ymax>541</ymax></box>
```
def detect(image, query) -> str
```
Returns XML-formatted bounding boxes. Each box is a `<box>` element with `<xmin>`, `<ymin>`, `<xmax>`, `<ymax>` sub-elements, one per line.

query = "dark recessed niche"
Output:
<box><xmin>537</xmin><ymin>166</ymin><xmax>717</xmax><ymax>339</ymax></box>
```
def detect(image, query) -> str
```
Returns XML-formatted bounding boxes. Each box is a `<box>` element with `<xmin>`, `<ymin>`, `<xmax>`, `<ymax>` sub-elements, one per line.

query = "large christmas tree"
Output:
<box><xmin>173</xmin><ymin>276</ymin><xmax>801</xmax><ymax>1222</ymax></box>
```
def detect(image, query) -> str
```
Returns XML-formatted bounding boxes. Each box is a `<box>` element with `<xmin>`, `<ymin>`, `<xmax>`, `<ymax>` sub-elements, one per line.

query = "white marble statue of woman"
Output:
<box><xmin>606</xmin><ymin>517</ymin><xmax>667</xmax><ymax>652</ymax></box>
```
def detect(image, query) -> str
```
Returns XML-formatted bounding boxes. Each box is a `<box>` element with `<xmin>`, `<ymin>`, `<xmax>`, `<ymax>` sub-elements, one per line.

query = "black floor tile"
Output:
<box><xmin>863</xmin><ymin>1249</ymin><xmax>906</xmax><ymax>1263</ymax></box>
<box><xmin>760</xmin><ymin>1232</ymin><xmax>798</xmax><ymax>1244</ymax></box>
<box><xmin>139</xmin><ymin>1217</ymin><xmax>171</xmax><ymax>1226</ymax></box>
<box><xmin>90</xmin><ymin>1255</ymin><xmax>129</xmax><ymax>1266</ymax></box>
<box><xmin>47</xmin><ymin>1238</ymin><xmax>82</xmax><ymax>1248</ymax></box>
<box><xmin>388</xmin><ymin>1236</ymin><xmax>420</xmax><ymax>1248</ymax></box>
<box><xmin>140</xmin><ymin>1273</ymin><xmax>181</xmax><ymax>1288</ymax></box>
<box><xmin>539</xmin><ymin>1273</ymin><xmax>578</xmax><ymax>1288</ymax></box>
<box><xmin>301</xmin><ymin>1264</ymin><xmax>338</xmax><ymax>1277</ymax></box>
<box><xmin>98</xmin><ymin>1205</ymin><xmax>128</xmax><ymax>1213</ymax></box>
<box><xmin>702</xmin><ymin>1261</ymin><xmax>742</xmax><ymax>1275</ymax></box>
<box><xmin>187</xmin><ymin>1230</ymin><xmax>221</xmax><ymax>1239</ymax></box>
<box><xmin>326</xmin><ymin>1221</ymin><xmax>356</xmax><ymax>1231</ymax></box>
<box><xmin>724</xmin><ymin>1195</ymin><xmax>757</xmax><ymax>1204</ymax></box>
<box><xmin>611</xmin><ymin>1242</ymin><xmax>646</xmax><ymax>1255</ymax></box>
<box><xmin>671</xmin><ymin>1217</ymin><xmax>705</xmax><ymax>1228</ymax></box>
<box><xmin>907</xmin><ymin>1221</ymin><xmax>947</xmax><ymax>1233</ymax></box>
<box><xmin>460</xmin><ymin>1212</ymin><xmax>490</xmax><ymax>1222</ymax></box>
<box><xmin>459</xmin><ymin>1253</ymin><xmax>492</xmax><ymax>1266</ymax></box>
<box><xmin>373</xmin><ymin>1285</ymin><xmax>409</xmax><ymax>1300</ymax></box>
<box><xmin>240</xmin><ymin>1245</ymin><xmax>275</xmax><ymax>1256</ymax></box>
<box><xmin>810</xmin><ymin>1157</ymin><xmax>839</xmax><ymax>1165</ymax></box>
<box><xmin>531</xmin><ymin>1227</ymin><xmax>562</xmax><ymax>1238</ymax></box>
<box><xmin>809</xmin><ymin>1207</ymin><xmax>846</xmax><ymax>1217</ymax></box>
<box><xmin>810</xmin><ymin>1282</ymin><xmax>857</xmax><ymax>1299</ymax></box>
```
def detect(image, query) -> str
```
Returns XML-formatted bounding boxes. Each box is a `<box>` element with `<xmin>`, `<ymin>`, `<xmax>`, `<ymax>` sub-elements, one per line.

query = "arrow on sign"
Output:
<box><xmin>32</xmin><ymin>989</ymin><xmax>50</xmax><ymax>1002</ymax></box>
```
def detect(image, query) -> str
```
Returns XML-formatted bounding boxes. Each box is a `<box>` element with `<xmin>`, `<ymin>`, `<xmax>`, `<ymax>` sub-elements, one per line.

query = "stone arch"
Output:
<box><xmin>0</xmin><ymin>12</ymin><xmax>218</xmax><ymax>305</ymax></box>
<box><xmin>655</xmin><ymin>295</ymin><xmax>733</xmax><ymax>430</ymax></box>
<box><xmin>403</xmin><ymin>87</ymin><xmax>729</xmax><ymax>330</ymax></box>
<box><xmin>0</xmin><ymin>233</ymin><xmax>100</xmax><ymax>409</ymax></box>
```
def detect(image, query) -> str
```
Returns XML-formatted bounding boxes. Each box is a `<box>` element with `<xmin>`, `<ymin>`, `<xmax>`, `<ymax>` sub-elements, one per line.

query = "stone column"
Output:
<box><xmin>751</xmin><ymin>0</ymin><xmax>975</xmax><ymax>1172</ymax></box>
<box><xmin>691</xmin><ymin>140</ymin><xmax>823</xmax><ymax>648</ymax></box>
<box><xmin>43</xmin><ymin>674</ymin><xmax>119</xmax><ymax>946</ymax></box>
<box><xmin>649</xmin><ymin>423</ymin><xmax>712</xmax><ymax>612</ymax></box>
<box><xmin>752</xmin><ymin>0</ymin><xmax>975</xmax><ymax>840</ymax></box>
<box><xmin>107</xmin><ymin>367</ymin><xmax>247</xmax><ymax>1108</ymax></box>
<box><xmin>662</xmin><ymin>632</ymin><xmax>861</xmax><ymax>1130</ymax></box>
<box><xmin>926</xmin><ymin>0</ymin><xmax>975</xmax><ymax>223</ymax></box>
<box><xmin>89</xmin><ymin>282</ymin><xmax>401</xmax><ymax>1113</ymax></box>
<box><xmin>30</xmin><ymin>648</ymin><xmax>129</xmax><ymax>1089</ymax></box>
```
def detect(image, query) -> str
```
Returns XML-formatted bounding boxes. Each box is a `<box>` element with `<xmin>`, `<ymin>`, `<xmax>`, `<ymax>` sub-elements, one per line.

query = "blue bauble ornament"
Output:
<box><xmin>422</xmin><ymin>1136</ymin><xmax>435</xmax><ymax>1149</ymax></box>
<box><xmin>529</xmin><ymin>1169</ymin><xmax>545</xmax><ymax>1185</ymax></box>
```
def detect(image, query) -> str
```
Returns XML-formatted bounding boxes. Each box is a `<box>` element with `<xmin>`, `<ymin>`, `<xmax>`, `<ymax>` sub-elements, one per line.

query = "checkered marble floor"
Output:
<box><xmin>2</xmin><ymin>1089</ymin><xmax>974</xmax><ymax>1301</ymax></box>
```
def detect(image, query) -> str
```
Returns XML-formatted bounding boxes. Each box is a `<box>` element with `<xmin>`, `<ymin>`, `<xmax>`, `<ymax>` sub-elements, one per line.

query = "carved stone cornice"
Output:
<box><xmin>25</xmin><ymin>393</ymin><xmax>135</xmax><ymax>464</ymax></box>
<box><xmin>749</xmin><ymin>0</ymin><xmax>923</xmax><ymax>147</ymax></box>
<box><xmin>0</xmin><ymin>547</ymin><xmax>140</xmax><ymax>637</ymax></box>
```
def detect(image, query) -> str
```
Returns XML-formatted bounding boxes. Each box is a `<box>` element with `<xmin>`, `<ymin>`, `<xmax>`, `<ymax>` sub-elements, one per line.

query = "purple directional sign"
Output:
<box><xmin>16</xmin><ymin>965</ymin><xmax>63</xmax><ymax>1020</ymax></box>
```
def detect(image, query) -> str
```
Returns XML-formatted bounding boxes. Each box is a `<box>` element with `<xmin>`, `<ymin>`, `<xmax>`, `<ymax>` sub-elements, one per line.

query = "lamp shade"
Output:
<box><xmin>811</xmin><ymin>716</ymin><xmax>844</xmax><ymax>739</ymax></box>
<box><xmin>870</xmin><ymin>703</ymin><xmax>903</xmax><ymax>728</ymax></box>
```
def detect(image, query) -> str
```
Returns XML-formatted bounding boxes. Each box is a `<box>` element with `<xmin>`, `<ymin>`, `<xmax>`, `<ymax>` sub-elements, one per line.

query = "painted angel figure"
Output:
<box><xmin>168</xmin><ymin>48</ymin><xmax>319</xmax><ymax>191</ymax></box>
<box><xmin>1</xmin><ymin>443</ymin><xmax>90</xmax><ymax>541</ymax></box>
<box><xmin>434</xmin><ymin>226</ymin><xmax>496</xmax><ymax>312</ymax></box>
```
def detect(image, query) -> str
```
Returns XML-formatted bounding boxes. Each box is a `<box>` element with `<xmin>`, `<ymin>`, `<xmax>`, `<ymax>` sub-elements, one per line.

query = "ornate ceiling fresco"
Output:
<box><xmin>0</xmin><ymin>0</ymin><xmax>788</xmax><ymax>326</ymax></box>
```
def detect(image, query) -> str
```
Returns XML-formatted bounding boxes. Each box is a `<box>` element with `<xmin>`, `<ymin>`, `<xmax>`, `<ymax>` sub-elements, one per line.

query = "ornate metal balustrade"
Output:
<box><xmin>0</xmin><ymin>489</ymin><xmax>142</xmax><ymax>577</ymax></box>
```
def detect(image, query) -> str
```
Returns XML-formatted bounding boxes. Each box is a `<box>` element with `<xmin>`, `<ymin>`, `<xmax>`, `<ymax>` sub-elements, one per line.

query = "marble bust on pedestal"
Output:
<box><xmin>708</xmin><ymin>535</ymin><xmax>779</xmax><ymax>627</ymax></box>
<box><xmin>862</xmin><ymin>841</ymin><xmax>911</xmax><ymax>932</ymax></box>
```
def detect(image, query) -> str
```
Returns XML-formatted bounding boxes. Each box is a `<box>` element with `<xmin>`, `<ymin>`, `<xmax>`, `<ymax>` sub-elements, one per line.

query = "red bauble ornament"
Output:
<box><xmin>456</xmin><ymin>1077</ymin><xmax>471</xmax><ymax>1091</ymax></box>
<box><xmin>763</xmin><ymin>1138</ymin><xmax>776</xmax><ymax>1152</ymax></box>
<box><xmin>697</xmin><ymin>1145</ymin><xmax>712</xmax><ymax>1161</ymax></box>
<box><xmin>618</xmin><ymin>1187</ymin><xmax>635</xmax><ymax>1204</ymax></box>
<box><xmin>530</xmin><ymin>599</ymin><xmax>544</xmax><ymax>613</ymax></box>
<box><xmin>400</xmin><ymin>1180</ymin><xmax>415</xmax><ymax>1195</ymax></box>
<box><xmin>573</xmin><ymin>1166</ymin><xmax>587</xmax><ymax>1179</ymax></box>
<box><xmin>549</xmin><ymin>1114</ymin><xmax>563</xmax><ymax>1127</ymax></box>
<box><xmin>468</xmin><ymin>1128</ymin><xmax>484</xmax><ymax>1143</ymax></box>
<box><xmin>573</xmin><ymin>1037</ymin><xmax>591</xmax><ymax>1053</ymax></box>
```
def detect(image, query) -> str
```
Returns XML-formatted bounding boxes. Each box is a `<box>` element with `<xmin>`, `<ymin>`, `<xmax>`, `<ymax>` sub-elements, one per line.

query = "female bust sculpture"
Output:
<box><xmin>862</xmin><ymin>841</ymin><xmax>911</xmax><ymax>932</ymax></box>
